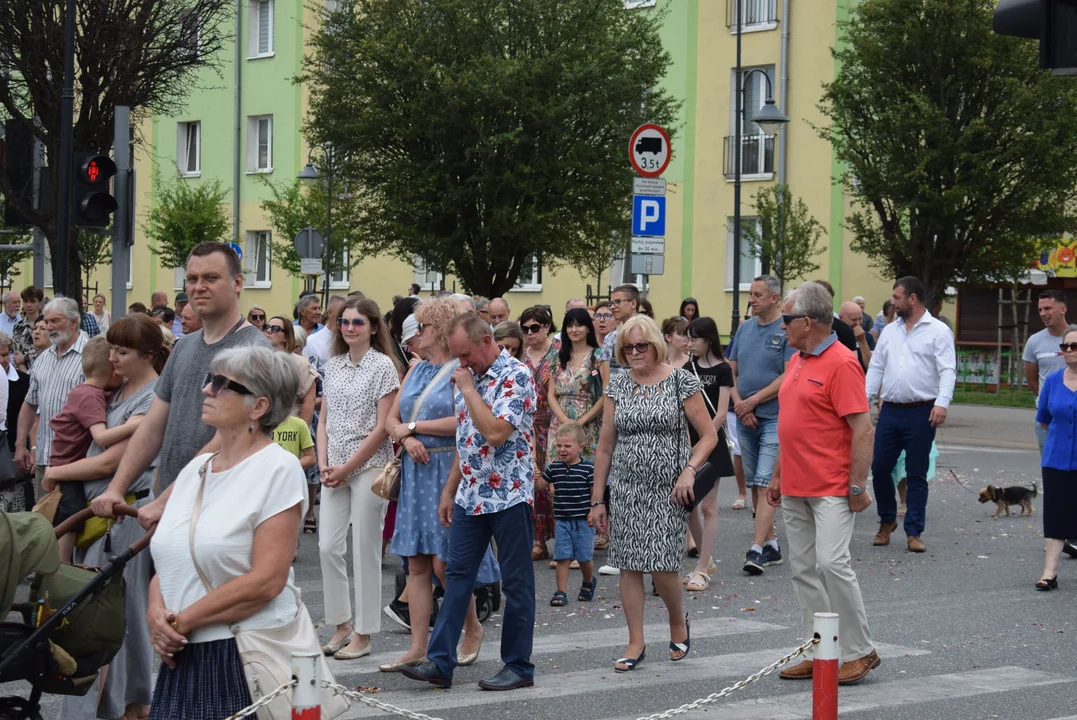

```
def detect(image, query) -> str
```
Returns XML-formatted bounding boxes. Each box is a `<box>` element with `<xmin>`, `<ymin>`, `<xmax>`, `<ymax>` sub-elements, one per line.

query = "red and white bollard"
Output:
<box><xmin>811</xmin><ymin>612</ymin><xmax>839</xmax><ymax>720</ymax></box>
<box><xmin>291</xmin><ymin>652</ymin><xmax>322</xmax><ymax>720</ymax></box>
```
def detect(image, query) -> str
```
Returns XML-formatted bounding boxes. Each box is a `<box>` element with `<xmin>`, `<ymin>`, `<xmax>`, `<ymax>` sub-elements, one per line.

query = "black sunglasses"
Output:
<box><xmin>1061</xmin><ymin>343</ymin><xmax>1077</xmax><ymax>352</ymax></box>
<box><xmin>263</xmin><ymin>325</ymin><xmax>285</xmax><ymax>334</ymax></box>
<box><xmin>624</xmin><ymin>342</ymin><xmax>652</xmax><ymax>355</ymax></box>
<box><xmin>203</xmin><ymin>372</ymin><xmax>253</xmax><ymax>396</ymax></box>
<box><xmin>521</xmin><ymin>324</ymin><xmax>544</xmax><ymax>334</ymax></box>
<box><xmin>249</xmin><ymin>313</ymin><xmax>265</xmax><ymax>321</ymax></box>
<box><xmin>782</xmin><ymin>314</ymin><xmax>810</xmax><ymax>325</ymax></box>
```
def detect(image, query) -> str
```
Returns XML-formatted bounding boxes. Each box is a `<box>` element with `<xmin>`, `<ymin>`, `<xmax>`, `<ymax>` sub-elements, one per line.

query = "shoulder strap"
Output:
<box><xmin>189</xmin><ymin>454</ymin><xmax>217</xmax><ymax>595</ymax></box>
<box><xmin>689</xmin><ymin>360</ymin><xmax>717</xmax><ymax>415</ymax></box>
<box><xmin>409</xmin><ymin>359</ymin><xmax>458</xmax><ymax>423</ymax></box>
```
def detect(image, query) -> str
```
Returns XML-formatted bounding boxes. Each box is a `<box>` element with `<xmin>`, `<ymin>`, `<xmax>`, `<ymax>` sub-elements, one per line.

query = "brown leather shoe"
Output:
<box><xmin>873</xmin><ymin>522</ymin><xmax>897</xmax><ymax>546</ymax></box>
<box><xmin>837</xmin><ymin>649</ymin><xmax>880</xmax><ymax>685</ymax></box>
<box><xmin>779</xmin><ymin>659</ymin><xmax>813</xmax><ymax>680</ymax></box>
<box><xmin>907</xmin><ymin>536</ymin><xmax>926</xmax><ymax>553</ymax></box>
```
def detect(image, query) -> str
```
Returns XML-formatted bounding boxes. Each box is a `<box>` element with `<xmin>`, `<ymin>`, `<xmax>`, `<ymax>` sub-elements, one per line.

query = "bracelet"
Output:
<box><xmin>590</xmin><ymin>501</ymin><xmax>605</xmax><ymax>508</ymax></box>
<box><xmin>685</xmin><ymin>464</ymin><xmax>698</xmax><ymax>475</ymax></box>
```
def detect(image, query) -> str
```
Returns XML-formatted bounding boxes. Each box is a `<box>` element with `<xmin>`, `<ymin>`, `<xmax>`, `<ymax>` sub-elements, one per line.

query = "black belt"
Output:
<box><xmin>131</xmin><ymin>489</ymin><xmax>150</xmax><ymax>501</ymax></box>
<box><xmin>883</xmin><ymin>400</ymin><xmax>935</xmax><ymax>409</ymax></box>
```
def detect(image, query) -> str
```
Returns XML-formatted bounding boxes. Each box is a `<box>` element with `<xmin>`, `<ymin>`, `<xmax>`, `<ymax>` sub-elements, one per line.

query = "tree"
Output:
<box><xmin>301</xmin><ymin>0</ymin><xmax>680</xmax><ymax>298</ymax></box>
<box><xmin>0</xmin><ymin>0</ymin><xmax>234</xmax><ymax>303</ymax></box>
<box><xmin>0</xmin><ymin>249</ymin><xmax>30</xmax><ymax>293</ymax></box>
<box><xmin>742</xmin><ymin>184</ymin><xmax>825</xmax><ymax>293</ymax></box>
<box><xmin>143</xmin><ymin>173</ymin><xmax>230</xmax><ymax>271</ymax></box>
<box><xmin>817</xmin><ymin>0</ymin><xmax>1077</xmax><ymax>309</ymax></box>
<box><xmin>77</xmin><ymin>229</ymin><xmax>112</xmax><ymax>297</ymax></box>
<box><xmin>259</xmin><ymin>178</ymin><xmax>365</xmax><ymax>281</ymax></box>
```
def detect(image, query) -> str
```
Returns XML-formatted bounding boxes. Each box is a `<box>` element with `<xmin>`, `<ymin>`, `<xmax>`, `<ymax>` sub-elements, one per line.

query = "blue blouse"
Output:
<box><xmin>1036</xmin><ymin>369</ymin><xmax>1077</xmax><ymax>470</ymax></box>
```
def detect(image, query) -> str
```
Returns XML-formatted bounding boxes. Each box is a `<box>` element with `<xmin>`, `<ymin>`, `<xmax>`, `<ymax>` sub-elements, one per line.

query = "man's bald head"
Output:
<box><xmin>838</xmin><ymin>301</ymin><xmax>864</xmax><ymax>328</ymax></box>
<box><xmin>488</xmin><ymin>297</ymin><xmax>510</xmax><ymax>324</ymax></box>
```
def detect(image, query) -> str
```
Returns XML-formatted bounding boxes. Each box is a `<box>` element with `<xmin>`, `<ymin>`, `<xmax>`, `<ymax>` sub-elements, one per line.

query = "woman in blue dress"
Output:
<box><xmin>383</xmin><ymin>298</ymin><xmax>493</xmax><ymax>671</ymax></box>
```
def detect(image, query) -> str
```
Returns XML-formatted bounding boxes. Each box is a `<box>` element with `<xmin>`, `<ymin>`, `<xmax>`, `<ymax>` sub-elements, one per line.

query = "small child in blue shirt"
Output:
<box><xmin>540</xmin><ymin>422</ymin><xmax>596</xmax><ymax>607</ymax></box>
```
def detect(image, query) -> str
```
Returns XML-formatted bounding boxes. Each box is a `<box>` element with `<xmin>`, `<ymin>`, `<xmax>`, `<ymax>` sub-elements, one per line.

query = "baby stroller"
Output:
<box><xmin>0</xmin><ymin>506</ymin><xmax>150</xmax><ymax>720</ymax></box>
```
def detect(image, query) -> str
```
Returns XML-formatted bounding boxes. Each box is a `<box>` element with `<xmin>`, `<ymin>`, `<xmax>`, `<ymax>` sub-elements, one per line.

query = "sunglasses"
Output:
<box><xmin>415</xmin><ymin>322</ymin><xmax>426</xmax><ymax>334</ymax></box>
<box><xmin>521</xmin><ymin>324</ymin><xmax>544</xmax><ymax>334</ymax></box>
<box><xmin>782</xmin><ymin>313</ymin><xmax>810</xmax><ymax>325</ymax></box>
<box><xmin>203</xmin><ymin>372</ymin><xmax>253</xmax><ymax>396</ymax></box>
<box><xmin>249</xmin><ymin>314</ymin><xmax>265</xmax><ymax>321</ymax></box>
<box><xmin>337</xmin><ymin>317</ymin><xmax>367</xmax><ymax>328</ymax></box>
<box><xmin>1061</xmin><ymin>343</ymin><xmax>1077</xmax><ymax>352</ymax></box>
<box><xmin>624</xmin><ymin>342</ymin><xmax>652</xmax><ymax>356</ymax></box>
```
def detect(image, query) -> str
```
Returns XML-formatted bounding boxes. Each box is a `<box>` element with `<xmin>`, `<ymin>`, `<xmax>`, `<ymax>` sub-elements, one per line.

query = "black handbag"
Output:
<box><xmin>675</xmin><ymin>370</ymin><xmax>713</xmax><ymax>510</ymax></box>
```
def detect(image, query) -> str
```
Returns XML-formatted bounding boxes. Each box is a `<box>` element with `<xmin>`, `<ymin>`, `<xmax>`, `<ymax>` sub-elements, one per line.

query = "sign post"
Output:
<box><xmin>628</xmin><ymin>123</ymin><xmax>671</xmax><ymax>300</ymax></box>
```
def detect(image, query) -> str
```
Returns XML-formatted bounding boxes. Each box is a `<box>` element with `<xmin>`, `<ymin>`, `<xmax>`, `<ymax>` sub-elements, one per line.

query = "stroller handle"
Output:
<box><xmin>54</xmin><ymin>505</ymin><xmax>156</xmax><ymax>556</ymax></box>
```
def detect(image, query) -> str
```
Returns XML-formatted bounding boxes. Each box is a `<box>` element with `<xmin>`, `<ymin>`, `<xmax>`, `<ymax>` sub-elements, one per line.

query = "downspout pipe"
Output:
<box><xmin>233</xmin><ymin>0</ymin><xmax>242</xmax><ymax>241</ymax></box>
<box><xmin>777</xmin><ymin>0</ymin><xmax>790</xmax><ymax>184</ymax></box>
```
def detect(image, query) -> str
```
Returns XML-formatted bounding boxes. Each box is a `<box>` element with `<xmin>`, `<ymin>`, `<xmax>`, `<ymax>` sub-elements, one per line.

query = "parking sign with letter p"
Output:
<box><xmin>631</xmin><ymin>195</ymin><xmax>666</xmax><ymax>237</ymax></box>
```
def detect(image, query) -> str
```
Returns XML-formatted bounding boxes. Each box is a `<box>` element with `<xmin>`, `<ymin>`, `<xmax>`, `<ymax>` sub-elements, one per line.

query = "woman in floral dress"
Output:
<box><xmin>548</xmin><ymin>308</ymin><xmax>608</xmax><ymax>460</ymax></box>
<box><xmin>520</xmin><ymin>305</ymin><xmax>559</xmax><ymax>560</ymax></box>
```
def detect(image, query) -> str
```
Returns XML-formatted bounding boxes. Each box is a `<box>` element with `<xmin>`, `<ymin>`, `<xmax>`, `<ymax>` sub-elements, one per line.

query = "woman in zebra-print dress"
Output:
<box><xmin>589</xmin><ymin>315</ymin><xmax>717</xmax><ymax>672</ymax></box>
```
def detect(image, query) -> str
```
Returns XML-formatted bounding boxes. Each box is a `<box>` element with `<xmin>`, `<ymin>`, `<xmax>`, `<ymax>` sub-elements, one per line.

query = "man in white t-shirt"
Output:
<box><xmin>305</xmin><ymin>295</ymin><xmax>347</xmax><ymax>376</ymax></box>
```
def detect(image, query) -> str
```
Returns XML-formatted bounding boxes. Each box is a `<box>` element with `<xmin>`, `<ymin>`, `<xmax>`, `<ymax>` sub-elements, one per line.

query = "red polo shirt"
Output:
<box><xmin>777</xmin><ymin>334</ymin><xmax>869</xmax><ymax>497</ymax></box>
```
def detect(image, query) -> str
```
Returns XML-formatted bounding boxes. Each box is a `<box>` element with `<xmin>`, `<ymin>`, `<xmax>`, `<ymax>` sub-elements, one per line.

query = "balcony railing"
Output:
<box><xmin>723</xmin><ymin>134</ymin><xmax>776</xmax><ymax>178</ymax></box>
<box><xmin>727</xmin><ymin>0</ymin><xmax>779</xmax><ymax>28</ymax></box>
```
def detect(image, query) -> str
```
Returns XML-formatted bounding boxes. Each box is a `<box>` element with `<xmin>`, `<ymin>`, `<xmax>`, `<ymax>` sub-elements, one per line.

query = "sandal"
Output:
<box><xmin>614</xmin><ymin>647</ymin><xmax>646</xmax><ymax>672</ymax></box>
<box><xmin>1035</xmin><ymin>576</ymin><xmax>1058</xmax><ymax>591</ymax></box>
<box><xmin>303</xmin><ymin>518</ymin><xmax>317</xmax><ymax>534</ymax></box>
<box><xmin>683</xmin><ymin>559</ymin><xmax>718</xmax><ymax>585</ymax></box>
<box><xmin>578</xmin><ymin>578</ymin><xmax>597</xmax><ymax>601</ymax></box>
<box><xmin>532</xmin><ymin>543</ymin><xmax>549</xmax><ymax>561</ymax></box>
<box><xmin>570</xmin><ymin>560</ymin><xmax>580</xmax><ymax>570</ymax></box>
<box><xmin>550</xmin><ymin>590</ymin><xmax>568</xmax><ymax>606</ymax></box>
<box><xmin>685</xmin><ymin>571</ymin><xmax>710</xmax><ymax>592</ymax></box>
<box><xmin>549</xmin><ymin>559</ymin><xmax>557</xmax><ymax>569</ymax></box>
<box><xmin>732</xmin><ymin>497</ymin><xmax>747</xmax><ymax>510</ymax></box>
<box><xmin>669</xmin><ymin>613</ymin><xmax>691</xmax><ymax>661</ymax></box>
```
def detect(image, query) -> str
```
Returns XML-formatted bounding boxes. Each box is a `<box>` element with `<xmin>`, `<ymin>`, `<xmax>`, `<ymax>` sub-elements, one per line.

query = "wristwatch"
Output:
<box><xmin>407</xmin><ymin>421</ymin><xmax>417</xmax><ymax>434</ymax></box>
<box><xmin>849</xmin><ymin>485</ymin><xmax>866</xmax><ymax>496</ymax></box>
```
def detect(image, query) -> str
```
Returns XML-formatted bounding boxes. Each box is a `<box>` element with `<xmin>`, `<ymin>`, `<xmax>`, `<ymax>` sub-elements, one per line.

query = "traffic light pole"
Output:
<box><xmin>112</xmin><ymin>106</ymin><xmax>131</xmax><ymax>319</ymax></box>
<box><xmin>55</xmin><ymin>0</ymin><xmax>78</xmax><ymax>296</ymax></box>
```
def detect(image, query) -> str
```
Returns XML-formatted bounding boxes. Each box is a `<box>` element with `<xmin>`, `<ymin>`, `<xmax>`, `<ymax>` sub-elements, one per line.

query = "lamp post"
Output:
<box><xmin>731</xmin><ymin>4</ymin><xmax>789</xmax><ymax>337</ymax></box>
<box><xmin>298</xmin><ymin>145</ymin><xmax>334</xmax><ymax>309</ymax></box>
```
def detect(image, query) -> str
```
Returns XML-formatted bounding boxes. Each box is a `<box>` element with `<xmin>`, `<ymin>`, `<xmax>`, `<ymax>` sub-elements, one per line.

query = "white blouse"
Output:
<box><xmin>323</xmin><ymin>349</ymin><xmax>399</xmax><ymax>474</ymax></box>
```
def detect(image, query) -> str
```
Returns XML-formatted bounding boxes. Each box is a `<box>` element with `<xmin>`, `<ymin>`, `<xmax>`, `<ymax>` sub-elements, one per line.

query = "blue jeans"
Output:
<box><xmin>554</xmin><ymin>518</ymin><xmax>595</xmax><ymax>562</ymax></box>
<box><xmin>738</xmin><ymin>418</ymin><xmax>779</xmax><ymax>488</ymax></box>
<box><xmin>870</xmin><ymin>404</ymin><xmax>936</xmax><ymax>537</ymax></box>
<box><xmin>427</xmin><ymin>502</ymin><xmax>535</xmax><ymax>680</ymax></box>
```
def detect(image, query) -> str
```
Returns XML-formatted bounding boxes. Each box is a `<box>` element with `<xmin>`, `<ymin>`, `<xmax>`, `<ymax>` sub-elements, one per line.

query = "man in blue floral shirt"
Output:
<box><xmin>402</xmin><ymin>313</ymin><xmax>537</xmax><ymax>692</ymax></box>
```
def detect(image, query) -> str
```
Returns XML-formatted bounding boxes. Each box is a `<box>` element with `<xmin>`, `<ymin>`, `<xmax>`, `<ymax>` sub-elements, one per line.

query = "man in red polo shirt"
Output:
<box><xmin>767</xmin><ymin>281</ymin><xmax>879</xmax><ymax>685</ymax></box>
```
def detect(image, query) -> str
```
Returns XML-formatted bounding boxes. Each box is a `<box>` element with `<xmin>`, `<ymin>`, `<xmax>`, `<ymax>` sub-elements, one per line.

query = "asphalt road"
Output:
<box><xmin>15</xmin><ymin>404</ymin><xmax>1077</xmax><ymax>720</ymax></box>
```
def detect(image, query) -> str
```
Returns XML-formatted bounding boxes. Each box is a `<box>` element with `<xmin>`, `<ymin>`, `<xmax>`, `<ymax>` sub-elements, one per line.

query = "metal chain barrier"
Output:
<box><xmin>631</xmin><ymin>637</ymin><xmax>820</xmax><ymax>720</ymax></box>
<box><xmin>323</xmin><ymin>680</ymin><xmax>446</xmax><ymax>720</ymax></box>
<box><xmin>223</xmin><ymin>679</ymin><xmax>298</xmax><ymax>720</ymax></box>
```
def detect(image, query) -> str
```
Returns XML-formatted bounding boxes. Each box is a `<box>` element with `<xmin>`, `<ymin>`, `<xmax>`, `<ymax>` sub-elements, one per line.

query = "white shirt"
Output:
<box><xmin>303</xmin><ymin>327</ymin><xmax>335</xmax><ymax>376</ymax></box>
<box><xmin>865</xmin><ymin>310</ymin><xmax>956</xmax><ymax>408</ymax></box>
<box><xmin>0</xmin><ymin>361</ymin><xmax>15</xmax><ymax>432</ymax></box>
<box><xmin>0</xmin><ymin>312</ymin><xmax>19</xmax><ymax>337</ymax></box>
<box><xmin>150</xmin><ymin>444</ymin><xmax>307</xmax><ymax>643</ymax></box>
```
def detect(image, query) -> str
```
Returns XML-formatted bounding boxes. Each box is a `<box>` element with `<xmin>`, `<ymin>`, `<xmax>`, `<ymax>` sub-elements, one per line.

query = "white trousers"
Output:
<box><xmin>319</xmin><ymin>466</ymin><xmax>387</xmax><ymax>634</ymax></box>
<box><xmin>781</xmin><ymin>495</ymin><xmax>874</xmax><ymax>662</ymax></box>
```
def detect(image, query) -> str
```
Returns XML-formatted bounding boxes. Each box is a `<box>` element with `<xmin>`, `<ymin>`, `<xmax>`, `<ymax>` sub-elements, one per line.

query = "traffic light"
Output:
<box><xmin>994</xmin><ymin>0</ymin><xmax>1077</xmax><ymax>73</ymax></box>
<box><xmin>73</xmin><ymin>151</ymin><xmax>117</xmax><ymax>228</ymax></box>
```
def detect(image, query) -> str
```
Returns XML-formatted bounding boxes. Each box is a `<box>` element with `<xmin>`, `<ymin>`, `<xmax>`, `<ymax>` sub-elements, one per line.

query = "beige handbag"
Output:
<box><xmin>190</xmin><ymin>455</ymin><xmax>349</xmax><ymax>720</ymax></box>
<box><xmin>372</xmin><ymin>360</ymin><xmax>458</xmax><ymax>501</ymax></box>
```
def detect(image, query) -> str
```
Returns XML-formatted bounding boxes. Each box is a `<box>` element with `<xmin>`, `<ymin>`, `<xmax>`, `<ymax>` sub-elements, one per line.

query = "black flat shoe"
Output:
<box><xmin>614</xmin><ymin>647</ymin><xmax>646</xmax><ymax>672</ymax></box>
<box><xmin>1035</xmin><ymin>576</ymin><xmax>1059</xmax><ymax>591</ymax></box>
<box><xmin>670</xmin><ymin>613</ymin><xmax>691</xmax><ymax>661</ymax></box>
<box><xmin>400</xmin><ymin>660</ymin><xmax>453</xmax><ymax>688</ymax></box>
<box><xmin>477</xmin><ymin>666</ymin><xmax>534</xmax><ymax>691</ymax></box>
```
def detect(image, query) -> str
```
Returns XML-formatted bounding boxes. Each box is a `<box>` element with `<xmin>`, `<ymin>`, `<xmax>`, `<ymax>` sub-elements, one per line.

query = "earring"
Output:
<box><xmin>248</xmin><ymin>423</ymin><xmax>254</xmax><ymax>434</ymax></box>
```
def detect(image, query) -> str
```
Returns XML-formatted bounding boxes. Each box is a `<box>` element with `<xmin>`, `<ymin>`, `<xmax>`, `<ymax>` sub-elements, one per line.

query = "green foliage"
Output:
<box><xmin>144</xmin><ymin>173</ymin><xmax>230</xmax><ymax>270</ymax></box>
<box><xmin>301</xmin><ymin>0</ymin><xmax>681</xmax><ymax>298</ymax></box>
<box><xmin>0</xmin><ymin>248</ymin><xmax>30</xmax><ymax>291</ymax></box>
<box><xmin>78</xmin><ymin>230</ymin><xmax>112</xmax><ymax>292</ymax></box>
<box><xmin>817</xmin><ymin>0</ymin><xmax>1077</xmax><ymax>309</ymax></box>
<box><xmin>742</xmin><ymin>184</ymin><xmax>824</xmax><ymax>293</ymax></box>
<box><xmin>259</xmin><ymin>177</ymin><xmax>364</xmax><ymax>277</ymax></box>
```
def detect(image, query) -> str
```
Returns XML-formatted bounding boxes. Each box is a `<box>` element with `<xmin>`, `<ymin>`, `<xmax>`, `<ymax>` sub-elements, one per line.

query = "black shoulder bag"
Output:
<box><xmin>677</xmin><ymin>368</ymin><xmax>715</xmax><ymax>510</ymax></box>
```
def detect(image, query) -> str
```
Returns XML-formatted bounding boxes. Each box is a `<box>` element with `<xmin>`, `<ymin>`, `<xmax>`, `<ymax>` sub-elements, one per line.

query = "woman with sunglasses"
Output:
<box><xmin>548</xmin><ymin>308</ymin><xmax>606</xmax><ymax>461</ymax></box>
<box><xmin>52</xmin><ymin>314</ymin><xmax>168</xmax><ymax>720</ymax></box>
<box><xmin>318</xmin><ymin>298</ymin><xmax>403</xmax><ymax>659</ymax></box>
<box><xmin>493</xmin><ymin>321</ymin><xmax>524</xmax><ymax>359</ymax></box>
<box><xmin>264</xmin><ymin>315</ymin><xmax>320</xmax><ymax>532</ymax></box>
<box><xmin>1034</xmin><ymin>325</ymin><xmax>1077</xmax><ymax>592</ymax></box>
<box><xmin>382</xmin><ymin>298</ymin><xmax>488</xmax><ymax>671</ymax></box>
<box><xmin>145</xmin><ymin>347</ymin><xmax>323</xmax><ymax>719</ymax></box>
<box><xmin>519</xmin><ymin>305</ymin><xmax>560</xmax><ymax>561</ymax></box>
<box><xmin>589</xmin><ymin>315</ymin><xmax>717</xmax><ymax>672</ymax></box>
<box><xmin>245</xmin><ymin>305</ymin><xmax>267</xmax><ymax>332</ymax></box>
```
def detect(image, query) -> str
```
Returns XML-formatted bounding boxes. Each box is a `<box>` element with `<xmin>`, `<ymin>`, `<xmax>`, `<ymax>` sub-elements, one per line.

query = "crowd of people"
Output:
<box><xmin>8</xmin><ymin>237</ymin><xmax>1076</xmax><ymax>717</ymax></box>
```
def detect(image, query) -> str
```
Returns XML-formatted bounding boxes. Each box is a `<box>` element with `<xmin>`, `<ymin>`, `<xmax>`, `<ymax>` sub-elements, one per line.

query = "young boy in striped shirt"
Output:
<box><xmin>541</xmin><ymin>422</ymin><xmax>596</xmax><ymax>607</ymax></box>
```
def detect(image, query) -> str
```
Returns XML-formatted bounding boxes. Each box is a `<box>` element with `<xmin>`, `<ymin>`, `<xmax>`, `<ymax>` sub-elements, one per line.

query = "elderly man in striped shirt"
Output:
<box><xmin>15</xmin><ymin>296</ymin><xmax>88</xmax><ymax>501</ymax></box>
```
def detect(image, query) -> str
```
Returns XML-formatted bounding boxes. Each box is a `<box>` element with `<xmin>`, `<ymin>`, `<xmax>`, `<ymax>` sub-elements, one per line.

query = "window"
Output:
<box><xmin>245</xmin><ymin>231</ymin><xmax>272</xmax><ymax>287</ymax></box>
<box><xmin>725</xmin><ymin>66</ymin><xmax>776</xmax><ymax>179</ymax></box>
<box><xmin>173</xmin><ymin>266</ymin><xmax>186</xmax><ymax>290</ymax></box>
<box><xmin>512</xmin><ymin>253</ymin><xmax>543</xmax><ymax>292</ymax></box>
<box><xmin>246</xmin><ymin>115</ymin><xmax>272</xmax><ymax>172</ymax></box>
<box><xmin>725</xmin><ymin>218</ymin><xmax>763</xmax><ymax>291</ymax></box>
<box><xmin>179</xmin><ymin>10</ymin><xmax>201</xmax><ymax>58</ymax></box>
<box><xmin>177</xmin><ymin>121</ymin><xmax>200</xmax><ymax>176</ymax></box>
<box><xmin>727</xmin><ymin>0</ymin><xmax>779</xmax><ymax>31</ymax></box>
<box><xmin>330</xmin><ymin>248</ymin><xmax>349</xmax><ymax>288</ymax></box>
<box><xmin>43</xmin><ymin>242</ymin><xmax>52</xmax><ymax>288</ymax></box>
<box><xmin>412</xmin><ymin>256</ymin><xmax>443</xmax><ymax>292</ymax></box>
<box><xmin>248</xmin><ymin>0</ymin><xmax>274</xmax><ymax>57</ymax></box>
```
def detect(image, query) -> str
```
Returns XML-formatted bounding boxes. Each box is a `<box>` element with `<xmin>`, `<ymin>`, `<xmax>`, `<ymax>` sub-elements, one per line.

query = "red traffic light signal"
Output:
<box><xmin>74</xmin><ymin>152</ymin><xmax>117</xmax><ymax>228</ymax></box>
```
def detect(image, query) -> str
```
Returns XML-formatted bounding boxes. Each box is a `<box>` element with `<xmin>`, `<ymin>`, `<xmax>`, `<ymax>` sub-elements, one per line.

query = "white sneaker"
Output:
<box><xmin>598</xmin><ymin>565</ymin><xmax>620</xmax><ymax>576</ymax></box>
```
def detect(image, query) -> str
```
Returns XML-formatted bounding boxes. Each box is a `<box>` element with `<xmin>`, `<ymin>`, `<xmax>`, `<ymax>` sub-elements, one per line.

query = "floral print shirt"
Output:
<box><xmin>453</xmin><ymin>349</ymin><xmax>537</xmax><ymax>515</ymax></box>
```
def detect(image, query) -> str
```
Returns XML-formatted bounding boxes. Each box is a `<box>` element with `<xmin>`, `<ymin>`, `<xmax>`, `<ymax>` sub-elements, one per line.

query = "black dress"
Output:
<box><xmin>685</xmin><ymin>358</ymin><xmax>736</xmax><ymax>478</ymax></box>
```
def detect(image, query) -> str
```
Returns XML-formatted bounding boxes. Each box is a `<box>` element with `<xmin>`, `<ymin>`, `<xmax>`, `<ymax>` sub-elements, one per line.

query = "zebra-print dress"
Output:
<box><xmin>606</xmin><ymin>368</ymin><xmax>701</xmax><ymax>573</ymax></box>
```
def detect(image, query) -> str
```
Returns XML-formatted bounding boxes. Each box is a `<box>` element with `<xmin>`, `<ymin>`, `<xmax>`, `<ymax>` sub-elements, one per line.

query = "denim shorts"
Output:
<box><xmin>554</xmin><ymin>518</ymin><xmax>595</xmax><ymax>562</ymax></box>
<box><xmin>738</xmin><ymin>418</ymin><xmax>779</xmax><ymax>488</ymax></box>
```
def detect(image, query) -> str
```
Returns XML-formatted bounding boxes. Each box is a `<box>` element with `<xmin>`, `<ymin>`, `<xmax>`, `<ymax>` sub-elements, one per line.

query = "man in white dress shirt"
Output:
<box><xmin>0</xmin><ymin>293</ymin><xmax>21</xmax><ymax>337</ymax></box>
<box><xmin>865</xmin><ymin>276</ymin><xmax>956</xmax><ymax>553</ymax></box>
<box><xmin>304</xmin><ymin>295</ymin><xmax>347</xmax><ymax>376</ymax></box>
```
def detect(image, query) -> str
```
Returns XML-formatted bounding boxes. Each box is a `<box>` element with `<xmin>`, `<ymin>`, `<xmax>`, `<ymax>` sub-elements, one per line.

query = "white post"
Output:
<box><xmin>812</xmin><ymin>612</ymin><xmax>839</xmax><ymax>720</ymax></box>
<box><xmin>291</xmin><ymin>652</ymin><xmax>321</xmax><ymax>720</ymax></box>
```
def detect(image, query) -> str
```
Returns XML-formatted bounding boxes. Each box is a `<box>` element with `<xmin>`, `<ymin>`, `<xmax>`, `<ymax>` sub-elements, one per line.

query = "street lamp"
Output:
<box><xmin>297</xmin><ymin>145</ymin><xmax>334</xmax><ymax>308</ymax></box>
<box><xmin>730</xmin><ymin>6</ymin><xmax>790</xmax><ymax>338</ymax></box>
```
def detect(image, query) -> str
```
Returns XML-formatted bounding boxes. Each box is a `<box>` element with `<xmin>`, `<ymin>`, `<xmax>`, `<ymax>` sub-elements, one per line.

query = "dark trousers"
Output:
<box><xmin>870</xmin><ymin>403</ymin><xmax>936</xmax><ymax>537</ymax></box>
<box><xmin>427</xmin><ymin>501</ymin><xmax>535</xmax><ymax>680</ymax></box>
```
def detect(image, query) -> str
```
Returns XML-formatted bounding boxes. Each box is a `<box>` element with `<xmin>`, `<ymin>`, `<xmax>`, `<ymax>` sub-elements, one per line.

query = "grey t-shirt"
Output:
<box><xmin>155</xmin><ymin>325</ymin><xmax>269</xmax><ymax>491</ymax></box>
<box><xmin>82</xmin><ymin>379</ymin><xmax>159</xmax><ymax>501</ymax></box>
<box><xmin>599</xmin><ymin>328</ymin><xmax>626</xmax><ymax>376</ymax></box>
<box><xmin>726</xmin><ymin>315</ymin><xmax>796</xmax><ymax>421</ymax></box>
<box><xmin>1023</xmin><ymin>326</ymin><xmax>1067</xmax><ymax>406</ymax></box>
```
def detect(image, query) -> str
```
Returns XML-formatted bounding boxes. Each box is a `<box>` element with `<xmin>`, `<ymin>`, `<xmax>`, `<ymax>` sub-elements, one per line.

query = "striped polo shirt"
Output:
<box><xmin>543</xmin><ymin>460</ymin><xmax>595</xmax><ymax>520</ymax></box>
<box><xmin>26</xmin><ymin>331</ymin><xmax>88</xmax><ymax>465</ymax></box>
